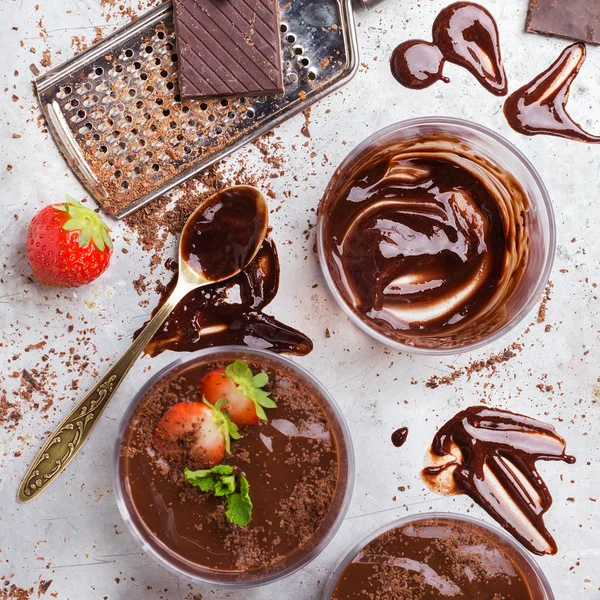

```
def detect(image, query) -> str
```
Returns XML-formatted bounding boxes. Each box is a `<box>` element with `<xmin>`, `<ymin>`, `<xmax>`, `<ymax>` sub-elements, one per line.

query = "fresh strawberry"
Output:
<box><xmin>154</xmin><ymin>399</ymin><xmax>240</xmax><ymax>467</ymax></box>
<box><xmin>26</xmin><ymin>195</ymin><xmax>113</xmax><ymax>288</ymax></box>
<box><xmin>200</xmin><ymin>360</ymin><xmax>276</xmax><ymax>427</ymax></box>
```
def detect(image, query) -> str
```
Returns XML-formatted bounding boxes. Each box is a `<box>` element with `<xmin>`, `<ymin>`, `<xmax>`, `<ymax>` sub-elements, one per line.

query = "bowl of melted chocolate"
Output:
<box><xmin>115</xmin><ymin>347</ymin><xmax>354</xmax><ymax>586</ymax></box>
<box><xmin>324</xmin><ymin>513</ymin><xmax>555</xmax><ymax>599</ymax></box>
<box><xmin>318</xmin><ymin>118</ymin><xmax>555</xmax><ymax>353</ymax></box>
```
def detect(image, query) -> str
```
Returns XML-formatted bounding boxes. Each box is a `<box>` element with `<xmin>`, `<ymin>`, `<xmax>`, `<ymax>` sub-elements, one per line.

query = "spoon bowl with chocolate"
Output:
<box><xmin>115</xmin><ymin>347</ymin><xmax>354</xmax><ymax>586</ymax></box>
<box><xmin>324</xmin><ymin>513</ymin><xmax>555</xmax><ymax>599</ymax></box>
<box><xmin>19</xmin><ymin>185</ymin><xmax>269</xmax><ymax>502</ymax></box>
<box><xmin>318</xmin><ymin>118</ymin><xmax>555</xmax><ymax>353</ymax></box>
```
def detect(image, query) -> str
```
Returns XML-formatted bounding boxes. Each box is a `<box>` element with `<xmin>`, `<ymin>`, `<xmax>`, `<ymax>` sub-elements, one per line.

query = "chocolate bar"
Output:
<box><xmin>173</xmin><ymin>0</ymin><xmax>284</xmax><ymax>100</ymax></box>
<box><xmin>527</xmin><ymin>0</ymin><xmax>600</xmax><ymax>45</ymax></box>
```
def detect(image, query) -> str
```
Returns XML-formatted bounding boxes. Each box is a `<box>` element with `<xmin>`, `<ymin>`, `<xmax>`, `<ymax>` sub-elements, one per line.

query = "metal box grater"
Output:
<box><xmin>36</xmin><ymin>0</ymin><xmax>361</xmax><ymax>218</ymax></box>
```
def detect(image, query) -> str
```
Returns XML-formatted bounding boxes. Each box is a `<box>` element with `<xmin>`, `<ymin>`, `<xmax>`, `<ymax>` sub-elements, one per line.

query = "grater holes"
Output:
<box><xmin>124</xmin><ymin>48</ymin><xmax>134</xmax><ymax>58</ymax></box>
<box><xmin>70</xmin><ymin>98</ymin><xmax>80</xmax><ymax>108</ymax></box>
<box><xmin>286</xmin><ymin>72</ymin><xmax>299</xmax><ymax>84</ymax></box>
<box><xmin>145</xmin><ymin>45</ymin><xmax>154</xmax><ymax>54</ymax></box>
<box><xmin>208</xmin><ymin>114</ymin><xmax>216</xmax><ymax>122</ymax></box>
<box><xmin>184</xmin><ymin>145</ymin><xmax>192</xmax><ymax>154</ymax></box>
<box><xmin>160</xmin><ymin>69</ymin><xmax>168</xmax><ymax>78</ymax></box>
<box><xmin>129</xmin><ymin>89</ymin><xmax>136</xmax><ymax>97</ymax></box>
<box><xmin>301</xmin><ymin>57</ymin><xmax>310</xmax><ymax>67</ymax></box>
<box><xmin>162</xmin><ymin>109</ymin><xmax>170</xmax><ymax>117</ymax></box>
<box><xmin>140</xmin><ymin>73</ymin><xmax>148</xmax><ymax>81</ymax></box>
<box><xmin>171</xmin><ymin>54</ymin><xmax>178</xmax><ymax>62</ymax></box>
<box><xmin>280</xmin><ymin>23</ymin><xmax>288</xmax><ymax>33</ymax></box>
<box><xmin>115</xmin><ymin>65</ymin><xmax>123</xmax><ymax>73</ymax></box>
<box><xmin>166</xmin><ymin>81</ymin><xmax>174</xmax><ymax>90</ymax></box>
<box><xmin>133</xmin><ymin>61</ymin><xmax>141</xmax><ymax>69</ymax></box>
<box><xmin>122</xmin><ymin>181</ymin><xmax>129</xmax><ymax>189</ymax></box>
<box><xmin>115</xmin><ymin>169</ymin><xmax>122</xmax><ymax>178</ymax></box>
<box><xmin>200</xmin><ymin>103</ymin><xmax>208</xmax><ymax>111</ymax></box>
<box><xmin>181</xmin><ymin>105</ymin><xmax>190</xmax><ymax>114</ymax></box>
<box><xmin>228</xmin><ymin>111</ymin><xmax>235</xmax><ymax>119</ymax></box>
<box><xmin>246</xmin><ymin>108</ymin><xmax>255</xmax><ymax>118</ymax></box>
<box><xmin>308</xmin><ymin>70</ymin><xmax>317</xmax><ymax>81</ymax></box>
<box><xmin>215</xmin><ymin>126</ymin><xmax>223</xmax><ymax>134</ymax></box>
<box><xmin>152</xmin><ymin>163</ymin><xmax>160</xmax><ymax>171</ymax></box>
<box><xmin>220</xmin><ymin>98</ymin><xmax>228</xmax><ymax>107</ymax></box>
<box><xmin>294</xmin><ymin>47</ymin><xmax>303</xmax><ymax>56</ymax></box>
<box><xmin>165</xmin><ymin>42</ymin><xmax>174</xmax><ymax>51</ymax></box>
<box><xmin>286</xmin><ymin>34</ymin><xmax>296</xmax><ymax>43</ymax></box>
<box><xmin>155</xmin><ymin>57</ymin><xmax>162</xmax><ymax>66</ymax></box>
<box><xmin>157</xmin><ymin>30</ymin><xmax>166</xmax><ymax>40</ymax></box>
<box><xmin>95</xmin><ymin>67</ymin><xmax>104</xmax><ymax>76</ymax></box>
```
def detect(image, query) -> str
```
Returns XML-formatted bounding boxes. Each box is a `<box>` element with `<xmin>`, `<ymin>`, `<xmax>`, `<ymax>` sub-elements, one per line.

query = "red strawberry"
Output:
<box><xmin>154</xmin><ymin>399</ymin><xmax>240</xmax><ymax>467</ymax></box>
<box><xmin>26</xmin><ymin>195</ymin><xmax>112</xmax><ymax>288</ymax></box>
<box><xmin>200</xmin><ymin>360</ymin><xmax>276</xmax><ymax>427</ymax></box>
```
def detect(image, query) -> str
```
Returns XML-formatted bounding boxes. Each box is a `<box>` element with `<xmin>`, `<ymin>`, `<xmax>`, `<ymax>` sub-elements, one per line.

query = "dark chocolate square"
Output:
<box><xmin>173</xmin><ymin>0</ymin><xmax>285</xmax><ymax>100</ymax></box>
<box><xmin>527</xmin><ymin>0</ymin><xmax>600</xmax><ymax>45</ymax></box>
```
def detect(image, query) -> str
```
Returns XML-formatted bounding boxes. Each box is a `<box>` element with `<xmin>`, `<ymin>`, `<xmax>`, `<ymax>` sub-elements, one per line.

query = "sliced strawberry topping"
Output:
<box><xmin>154</xmin><ymin>399</ymin><xmax>240</xmax><ymax>468</ymax></box>
<box><xmin>202</xmin><ymin>369</ymin><xmax>259</xmax><ymax>426</ymax></box>
<box><xmin>200</xmin><ymin>360</ymin><xmax>276</xmax><ymax>427</ymax></box>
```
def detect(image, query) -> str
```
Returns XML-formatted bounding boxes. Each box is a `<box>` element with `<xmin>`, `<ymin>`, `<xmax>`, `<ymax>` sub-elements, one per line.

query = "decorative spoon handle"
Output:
<box><xmin>17</xmin><ymin>281</ymin><xmax>193</xmax><ymax>503</ymax></box>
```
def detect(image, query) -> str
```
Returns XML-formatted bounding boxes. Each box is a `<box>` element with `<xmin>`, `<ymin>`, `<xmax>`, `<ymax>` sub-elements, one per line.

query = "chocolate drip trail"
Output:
<box><xmin>391</xmin><ymin>2</ymin><xmax>507</xmax><ymax>96</ymax></box>
<box><xmin>504</xmin><ymin>43</ymin><xmax>600</xmax><ymax>143</ymax></box>
<box><xmin>138</xmin><ymin>238</ymin><xmax>313</xmax><ymax>357</ymax></box>
<box><xmin>422</xmin><ymin>406</ymin><xmax>576</xmax><ymax>555</ymax></box>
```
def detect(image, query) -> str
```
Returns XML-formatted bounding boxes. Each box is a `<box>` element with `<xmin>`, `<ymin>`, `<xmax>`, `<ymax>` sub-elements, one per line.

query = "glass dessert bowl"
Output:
<box><xmin>317</xmin><ymin>117</ymin><xmax>555</xmax><ymax>354</ymax></box>
<box><xmin>114</xmin><ymin>347</ymin><xmax>354</xmax><ymax>587</ymax></box>
<box><xmin>323</xmin><ymin>513</ymin><xmax>555</xmax><ymax>599</ymax></box>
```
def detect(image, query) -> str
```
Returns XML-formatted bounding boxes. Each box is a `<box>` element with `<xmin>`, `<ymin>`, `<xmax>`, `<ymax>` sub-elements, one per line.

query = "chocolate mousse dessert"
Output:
<box><xmin>117</xmin><ymin>350</ymin><xmax>351</xmax><ymax>582</ymax></box>
<box><xmin>319</xmin><ymin>131</ymin><xmax>531</xmax><ymax>350</ymax></box>
<box><xmin>329</xmin><ymin>516</ymin><xmax>550</xmax><ymax>599</ymax></box>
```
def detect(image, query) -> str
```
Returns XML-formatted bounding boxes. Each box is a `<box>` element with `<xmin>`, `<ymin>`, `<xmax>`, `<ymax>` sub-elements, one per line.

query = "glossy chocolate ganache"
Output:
<box><xmin>331</xmin><ymin>516</ymin><xmax>544</xmax><ymax>599</ymax></box>
<box><xmin>118</xmin><ymin>353</ymin><xmax>349</xmax><ymax>579</ymax></box>
<box><xmin>321</xmin><ymin>133</ymin><xmax>530</xmax><ymax>349</ymax></box>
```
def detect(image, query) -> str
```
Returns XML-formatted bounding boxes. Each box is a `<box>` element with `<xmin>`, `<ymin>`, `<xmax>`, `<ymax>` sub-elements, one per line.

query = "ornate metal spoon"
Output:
<box><xmin>18</xmin><ymin>185</ymin><xmax>269</xmax><ymax>502</ymax></box>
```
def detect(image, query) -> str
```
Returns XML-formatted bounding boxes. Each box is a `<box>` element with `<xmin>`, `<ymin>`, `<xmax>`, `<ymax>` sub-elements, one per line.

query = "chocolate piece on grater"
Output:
<box><xmin>526</xmin><ymin>0</ymin><xmax>600</xmax><ymax>45</ymax></box>
<box><xmin>173</xmin><ymin>0</ymin><xmax>284</xmax><ymax>100</ymax></box>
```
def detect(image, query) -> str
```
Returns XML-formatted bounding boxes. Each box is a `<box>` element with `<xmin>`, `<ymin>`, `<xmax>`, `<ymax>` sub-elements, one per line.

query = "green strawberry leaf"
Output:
<box><xmin>59</xmin><ymin>194</ymin><xmax>112</xmax><ymax>252</ymax></box>
<box><xmin>225</xmin><ymin>360</ymin><xmax>275</xmax><ymax>422</ymax></box>
<box><xmin>203</xmin><ymin>397</ymin><xmax>242</xmax><ymax>454</ymax></box>
<box><xmin>225</xmin><ymin>475</ymin><xmax>253</xmax><ymax>527</ymax></box>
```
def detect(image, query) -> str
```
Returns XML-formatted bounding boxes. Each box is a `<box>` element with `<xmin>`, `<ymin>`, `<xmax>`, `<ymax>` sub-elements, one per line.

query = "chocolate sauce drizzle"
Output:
<box><xmin>504</xmin><ymin>43</ymin><xmax>600</xmax><ymax>143</ymax></box>
<box><xmin>139</xmin><ymin>238</ymin><xmax>313</xmax><ymax>357</ymax></box>
<box><xmin>422</xmin><ymin>406</ymin><xmax>576</xmax><ymax>555</ymax></box>
<box><xmin>391</xmin><ymin>2</ymin><xmax>507</xmax><ymax>96</ymax></box>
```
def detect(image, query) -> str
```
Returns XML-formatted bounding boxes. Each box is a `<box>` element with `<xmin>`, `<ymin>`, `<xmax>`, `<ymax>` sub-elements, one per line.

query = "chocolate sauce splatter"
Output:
<box><xmin>391</xmin><ymin>427</ymin><xmax>408</xmax><ymax>448</ymax></box>
<box><xmin>422</xmin><ymin>406</ymin><xmax>575</xmax><ymax>556</ymax></box>
<box><xmin>391</xmin><ymin>2</ymin><xmax>507</xmax><ymax>96</ymax></box>
<box><xmin>504</xmin><ymin>43</ymin><xmax>600</xmax><ymax>143</ymax></box>
<box><xmin>138</xmin><ymin>238</ymin><xmax>313</xmax><ymax>357</ymax></box>
<box><xmin>391</xmin><ymin>40</ymin><xmax>448</xmax><ymax>89</ymax></box>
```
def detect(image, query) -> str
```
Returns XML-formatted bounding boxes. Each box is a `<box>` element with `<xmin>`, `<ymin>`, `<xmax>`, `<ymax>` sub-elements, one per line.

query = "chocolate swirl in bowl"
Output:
<box><xmin>320</xmin><ymin>132</ymin><xmax>531</xmax><ymax>349</ymax></box>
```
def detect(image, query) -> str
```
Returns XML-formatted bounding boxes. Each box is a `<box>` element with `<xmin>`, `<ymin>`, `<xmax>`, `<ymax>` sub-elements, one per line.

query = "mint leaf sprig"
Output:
<box><xmin>225</xmin><ymin>359</ymin><xmax>276</xmax><ymax>421</ymax></box>
<box><xmin>185</xmin><ymin>466</ymin><xmax>253</xmax><ymax>527</ymax></box>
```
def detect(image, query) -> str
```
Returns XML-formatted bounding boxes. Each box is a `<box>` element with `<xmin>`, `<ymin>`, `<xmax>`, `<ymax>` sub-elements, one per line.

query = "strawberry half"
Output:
<box><xmin>154</xmin><ymin>399</ymin><xmax>240</xmax><ymax>467</ymax></box>
<box><xmin>26</xmin><ymin>195</ymin><xmax>112</xmax><ymax>288</ymax></box>
<box><xmin>200</xmin><ymin>360</ymin><xmax>276</xmax><ymax>427</ymax></box>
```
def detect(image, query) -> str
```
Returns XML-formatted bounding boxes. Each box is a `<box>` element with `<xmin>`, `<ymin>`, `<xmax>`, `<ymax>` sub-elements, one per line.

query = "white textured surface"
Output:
<box><xmin>1</xmin><ymin>0</ymin><xmax>599</xmax><ymax>598</ymax></box>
